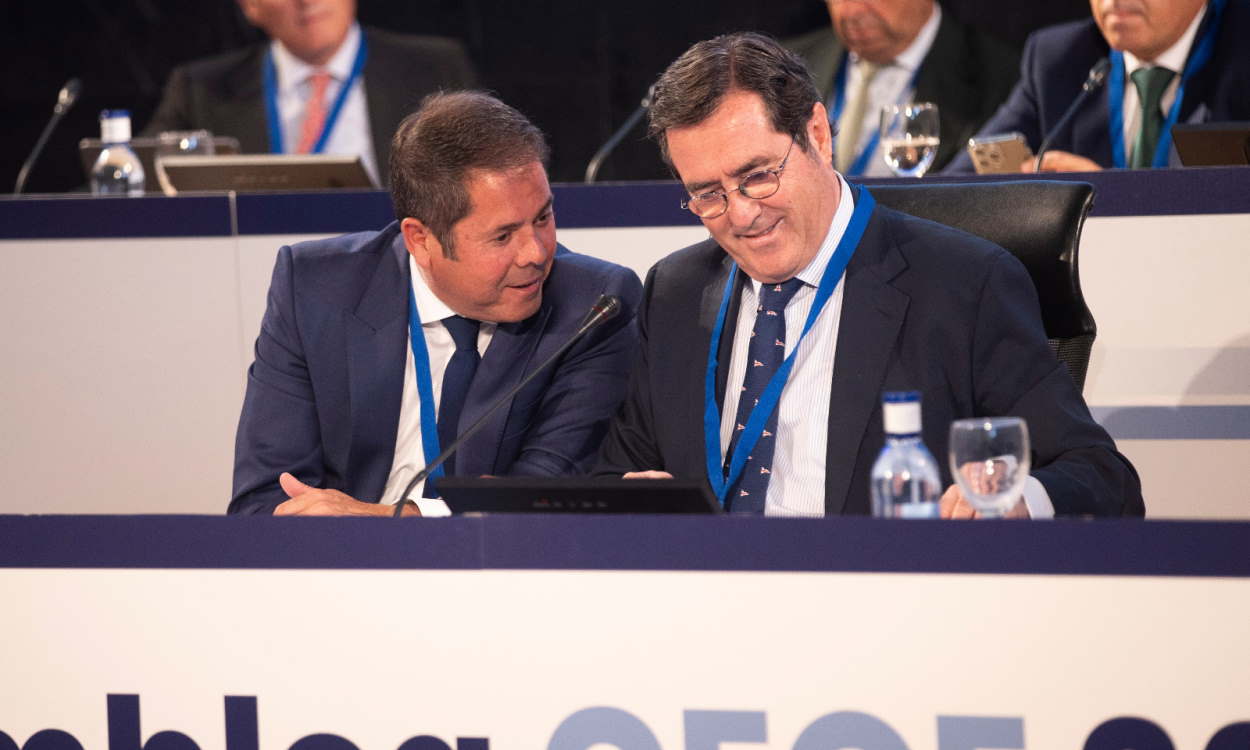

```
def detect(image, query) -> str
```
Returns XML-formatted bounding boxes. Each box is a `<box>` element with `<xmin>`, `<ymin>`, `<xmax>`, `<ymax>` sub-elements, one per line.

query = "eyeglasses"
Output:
<box><xmin>680</xmin><ymin>137</ymin><xmax>795</xmax><ymax>219</ymax></box>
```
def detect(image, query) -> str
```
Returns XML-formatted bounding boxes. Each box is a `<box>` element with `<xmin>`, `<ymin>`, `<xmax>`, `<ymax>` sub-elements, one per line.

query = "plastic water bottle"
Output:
<box><xmin>870</xmin><ymin>391</ymin><xmax>942</xmax><ymax>518</ymax></box>
<box><xmin>90</xmin><ymin>110</ymin><xmax>145</xmax><ymax>195</ymax></box>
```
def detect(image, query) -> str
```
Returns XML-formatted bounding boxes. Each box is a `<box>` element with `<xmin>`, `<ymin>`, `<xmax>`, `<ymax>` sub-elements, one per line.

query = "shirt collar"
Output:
<box><xmin>269</xmin><ymin>22</ymin><xmax>362</xmax><ymax>91</ymax></box>
<box><xmin>409</xmin><ymin>254</ymin><xmax>457</xmax><ymax>325</ymax></box>
<box><xmin>848</xmin><ymin>3</ymin><xmax>941</xmax><ymax>73</ymax></box>
<box><xmin>748</xmin><ymin>173</ymin><xmax>855</xmax><ymax>295</ymax></box>
<box><xmin>1123</xmin><ymin>3</ymin><xmax>1205</xmax><ymax>74</ymax></box>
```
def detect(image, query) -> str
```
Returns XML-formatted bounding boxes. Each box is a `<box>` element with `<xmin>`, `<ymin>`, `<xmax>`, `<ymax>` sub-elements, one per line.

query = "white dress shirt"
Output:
<box><xmin>837</xmin><ymin>4</ymin><xmax>941</xmax><ymax>177</ymax></box>
<box><xmin>380</xmin><ymin>256</ymin><xmax>496</xmax><ymax>516</ymax></box>
<box><xmin>1120</xmin><ymin>6</ymin><xmax>1205</xmax><ymax>158</ymax></box>
<box><xmin>720</xmin><ymin>175</ymin><xmax>1054</xmax><ymax>517</ymax></box>
<box><xmin>269</xmin><ymin>23</ymin><xmax>379</xmax><ymax>185</ymax></box>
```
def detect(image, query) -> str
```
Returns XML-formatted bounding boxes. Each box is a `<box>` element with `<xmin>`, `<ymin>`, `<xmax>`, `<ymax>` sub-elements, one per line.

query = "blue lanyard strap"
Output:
<box><xmin>828</xmin><ymin>53</ymin><xmax>923</xmax><ymax>176</ymax></box>
<box><xmin>263</xmin><ymin>35</ymin><xmax>369</xmax><ymax>154</ymax></box>
<box><xmin>702</xmin><ymin>186</ymin><xmax>877</xmax><ymax>506</ymax></box>
<box><xmin>1107</xmin><ymin>0</ymin><xmax>1225</xmax><ymax>168</ymax></box>
<box><xmin>407</xmin><ymin>285</ymin><xmax>445</xmax><ymax>488</ymax></box>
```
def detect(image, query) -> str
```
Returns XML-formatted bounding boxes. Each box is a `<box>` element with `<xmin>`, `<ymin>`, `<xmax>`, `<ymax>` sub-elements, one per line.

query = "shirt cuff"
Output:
<box><xmin>413</xmin><ymin>497</ymin><xmax>452</xmax><ymax>517</ymax></box>
<box><xmin>1021</xmin><ymin>476</ymin><xmax>1054</xmax><ymax>519</ymax></box>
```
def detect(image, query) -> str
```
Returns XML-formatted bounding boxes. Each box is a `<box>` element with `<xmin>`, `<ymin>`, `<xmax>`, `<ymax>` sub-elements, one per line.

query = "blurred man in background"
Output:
<box><xmin>786</xmin><ymin>0</ymin><xmax>1018</xmax><ymax>175</ymax></box>
<box><xmin>948</xmin><ymin>0</ymin><xmax>1250</xmax><ymax>172</ymax></box>
<box><xmin>143</xmin><ymin>0</ymin><xmax>476</xmax><ymax>185</ymax></box>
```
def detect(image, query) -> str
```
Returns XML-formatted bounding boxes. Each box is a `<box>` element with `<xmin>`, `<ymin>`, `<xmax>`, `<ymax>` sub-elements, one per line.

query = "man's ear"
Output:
<box><xmin>400</xmin><ymin>217</ymin><xmax>441</xmax><ymax>270</ymax></box>
<box><xmin>807</xmin><ymin>101</ymin><xmax>834</xmax><ymax>164</ymax></box>
<box><xmin>237</xmin><ymin>0</ymin><xmax>261</xmax><ymax>26</ymax></box>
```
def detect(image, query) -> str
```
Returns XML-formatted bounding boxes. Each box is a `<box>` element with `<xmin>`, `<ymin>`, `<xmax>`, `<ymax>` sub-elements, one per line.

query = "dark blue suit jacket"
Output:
<box><xmin>595</xmin><ymin>189</ymin><xmax>1143</xmax><ymax>516</ymax></box>
<box><xmin>230</xmin><ymin>223</ymin><xmax>642</xmax><ymax>514</ymax></box>
<box><xmin>946</xmin><ymin>2</ymin><xmax>1250</xmax><ymax>172</ymax></box>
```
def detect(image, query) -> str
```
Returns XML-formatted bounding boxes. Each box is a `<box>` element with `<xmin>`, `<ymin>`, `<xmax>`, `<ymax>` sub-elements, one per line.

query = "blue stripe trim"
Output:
<box><xmin>1</xmin><ymin>515</ymin><xmax>1247</xmax><ymax>577</ymax></box>
<box><xmin>1093</xmin><ymin>405</ymin><xmax>1250</xmax><ymax>439</ymax></box>
<box><xmin>0</xmin><ymin>195</ymin><xmax>232</xmax><ymax>239</ymax></box>
<box><xmin>552</xmin><ymin>182</ymin><xmax>699</xmax><ymax>228</ymax></box>
<box><xmin>235</xmin><ymin>190</ymin><xmax>394</xmax><ymax>235</ymax></box>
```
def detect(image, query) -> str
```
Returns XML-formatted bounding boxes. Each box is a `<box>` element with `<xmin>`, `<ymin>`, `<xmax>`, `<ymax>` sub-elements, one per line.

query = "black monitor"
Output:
<box><xmin>1172</xmin><ymin>122</ymin><xmax>1250</xmax><ymax>166</ymax></box>
<box><xmin>437</xmin><ymin>476</ymin><xmax>722</xmax><ymax>514</ymax></box>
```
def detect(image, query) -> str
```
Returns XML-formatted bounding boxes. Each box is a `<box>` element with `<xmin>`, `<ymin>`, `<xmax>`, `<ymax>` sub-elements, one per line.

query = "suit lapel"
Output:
<box><xmin>823</xmin><ymin>204</ymin><xmax>909</xmax><ymax>515</ymax></box>
<box><xmin>344</xmin><ymin>232</ymin><xmax>409</xmax><ymax>500</ymax></box>
<box><xmin>914</xmin><ymin>16</ymin><xmax>978</xmax><ymax>168</ymax></box>
<box><xmin>704</xmin><ymin>253</ymin><xmax>742</xmax><ymax>405</ymax></box>
<box><xmin>221</xmin><ymin>46</ymin><xmax>271</xmax><ymax>154</ymax></box>
<box><xmin>362</xmin><ymin>29</ymin><xmax>402</xmax><ymax>183</ymax></box>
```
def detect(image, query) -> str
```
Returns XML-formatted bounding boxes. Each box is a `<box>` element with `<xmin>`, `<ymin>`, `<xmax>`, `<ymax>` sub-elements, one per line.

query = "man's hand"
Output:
<box><xmin>273</xmin><ymin>472</ymin><xmax>395</xmax><ymax>516</ymax></box>
<box><xmin>1020</xmin><ymin>150</ymin><xmax>1103</xmax><ymax>173</ymax></box>
<box><xmin>623</xmin><ymin>470</ymin><xmax>674</xmax><ymax>479</ymax></box>
<box><xmin>939</xmin><ymin>483</ymin><xmax>1030</xmax><ymax>519</ymax></box>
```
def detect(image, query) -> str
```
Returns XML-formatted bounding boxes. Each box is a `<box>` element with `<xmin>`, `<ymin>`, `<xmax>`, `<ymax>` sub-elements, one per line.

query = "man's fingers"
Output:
<box><xmin>940</xmin><ymin>484</ymin><xmax>977</xmax><ymax>519</ymax></box>
<box><xmin>623</xmin><ymin>470</ymin><xmax>674</xmax><ymax>479</ymax></box>
<box><xmin>279</xmin><ymin>472</ymin><xmax>312</xmax><ymax>498</ymax></box>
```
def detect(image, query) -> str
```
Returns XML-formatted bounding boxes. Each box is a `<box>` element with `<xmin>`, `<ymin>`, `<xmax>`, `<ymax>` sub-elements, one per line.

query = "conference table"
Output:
<box><xmin>1</xmin><ymin>513</ymin><xmax>1247</xmax><ymax>749</ymax></box>
<box><xmin>2</xmin><ymin>168</ymin><xmax>1247</xmax><ymax>518</ymax></box>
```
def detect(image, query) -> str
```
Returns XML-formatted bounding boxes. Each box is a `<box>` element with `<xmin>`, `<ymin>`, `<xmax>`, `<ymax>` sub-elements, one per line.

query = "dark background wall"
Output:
<box><xmin>1</xmin><ymin>0</ymin><xmax>1091</xmax><ymax>193</ymax></box>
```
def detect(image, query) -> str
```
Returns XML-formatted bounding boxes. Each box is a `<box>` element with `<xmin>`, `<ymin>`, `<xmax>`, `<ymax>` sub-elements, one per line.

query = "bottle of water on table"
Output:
<box><xmin>870</xmin><ymin>391</ymin><xmax>942</xmax><ymax>518</ymax></box>
<box><xmin>90</xmin><ymin>110</ymin><xmax>145</xmax><ymax>196</ymax></box>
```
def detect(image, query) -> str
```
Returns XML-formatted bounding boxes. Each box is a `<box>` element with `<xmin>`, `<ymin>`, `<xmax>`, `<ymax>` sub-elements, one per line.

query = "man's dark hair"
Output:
<box><xmin>390</xmin><ymin>91</ymin><xmax>550</xmax><ymax>257</ymax></box>
<box><xmin>647</xmin><ymin>32</ymin><xmax>820</xmax><ymax>165</ymax></box>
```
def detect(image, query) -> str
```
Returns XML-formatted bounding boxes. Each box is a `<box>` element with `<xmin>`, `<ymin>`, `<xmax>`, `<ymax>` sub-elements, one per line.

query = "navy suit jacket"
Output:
<box><xmin>595</xmin><ymin>187</ymin><xmax>1143</xmax><ymax>516</ymax></box>
<box><xmin>230</xmin><ymin>223</ymin><xmax>642</xmax><ymax>515</ymax></box>
<box><xmin>946</xmin><ymin>2</ymin><xmax>1250</xmax><ymax>172</ymax></box>
<box><xmin>142</xmin><ymin>27</ymin><xmax>476</xmax><ymax>182</ymax></box>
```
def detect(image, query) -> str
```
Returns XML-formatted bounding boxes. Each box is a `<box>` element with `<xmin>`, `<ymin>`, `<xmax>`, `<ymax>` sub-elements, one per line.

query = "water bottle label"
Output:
<box><xmin>897</xmin><ymin>501</ymin><xmax>940</xmax><ymax>519</ymax></box>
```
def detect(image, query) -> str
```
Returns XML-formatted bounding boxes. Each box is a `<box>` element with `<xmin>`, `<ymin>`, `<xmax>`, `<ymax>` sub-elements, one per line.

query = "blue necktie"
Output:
<box><xmin>424</xmin><ymin>315</ymin><xmax>480</xmax><ymax>497</ymax></box>
<box><xmin>725</xmin><ymin>278</ymin><xmax>804</xmax><ymax>513</ymax></box>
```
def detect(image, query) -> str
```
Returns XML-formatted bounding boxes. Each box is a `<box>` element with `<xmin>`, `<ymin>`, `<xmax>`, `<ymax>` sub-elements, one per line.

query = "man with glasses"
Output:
<box><xmin>595</xmin><ymin>33</ymin><xmax>1143</xmax><ymax>518</ymax></box>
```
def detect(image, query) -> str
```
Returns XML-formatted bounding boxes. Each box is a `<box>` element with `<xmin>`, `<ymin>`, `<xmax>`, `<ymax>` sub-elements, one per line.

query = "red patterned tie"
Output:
<box><xmin>295</xmin><ymin>71</ymin><xmax>332</xmax><ymax>154</ymax></box>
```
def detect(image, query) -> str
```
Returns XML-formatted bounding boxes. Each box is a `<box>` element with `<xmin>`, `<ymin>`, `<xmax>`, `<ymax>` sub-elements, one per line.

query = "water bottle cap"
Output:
<box><xmin>99</xmin><ymin>110</ymin><xmax>132</xmax><ymax>143</ymax></box>
<box><xmin>882</xmin><ymin>391</ymin><xmax>922</xmax><ymax>434</ymax></box>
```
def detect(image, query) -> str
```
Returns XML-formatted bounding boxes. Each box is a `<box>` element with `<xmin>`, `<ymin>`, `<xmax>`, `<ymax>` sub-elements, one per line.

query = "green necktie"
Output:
<box><xmin>1129</xmin><ymin>66</ymin><xmax>1175</xmax><ymax>168</ymax></box>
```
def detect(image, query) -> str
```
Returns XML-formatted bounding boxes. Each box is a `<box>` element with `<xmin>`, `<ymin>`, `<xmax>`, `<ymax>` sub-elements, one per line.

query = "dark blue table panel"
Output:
<box><xmin>1</xmin><ymin>515</ymin><xmax>1246</xmax><ymax>577</ymax></box>
<box><xmin>3</xmin><ymin>168</ymin><xmax>1246</xmax><ymax>239</ymax></box>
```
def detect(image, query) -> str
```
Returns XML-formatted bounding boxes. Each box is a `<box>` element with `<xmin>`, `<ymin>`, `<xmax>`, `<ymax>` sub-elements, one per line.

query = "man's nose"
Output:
<box><xmin>724</xmin><ymin>189</ymin><xmax>762</xmax><ymax>230</ymax></box>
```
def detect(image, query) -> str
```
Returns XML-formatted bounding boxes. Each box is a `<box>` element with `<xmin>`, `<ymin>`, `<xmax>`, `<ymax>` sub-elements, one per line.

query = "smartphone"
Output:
<box><xmin>967</xmin><ymin>132</ymin><xmax>1034</xmax><ymax>174</ymax></box>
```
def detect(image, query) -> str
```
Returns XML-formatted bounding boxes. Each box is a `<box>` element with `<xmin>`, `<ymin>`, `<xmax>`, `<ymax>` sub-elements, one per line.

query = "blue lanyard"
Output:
<box><xmin>1107</xmin><ymin>0</ymin><xmax>1225</xmax><ymax>168</ymax></box>
<box><xmin>702</xmin><ymin>186</ymin><xmax>877</xmax><ymax>506</ymax></box>
<box><xmin>262</xmin><ymin>35</ymin><xmax>368</xmax><ymax>154</ymax></box>
<box><xmin>829</xmin><ymin>53</ymin><xmax>923</xmax><ymax>176</ymax></box>
<box><xmin>406</xmin><ymin>285</ymin><xmax>446</xmax><ymax>489</ymax></box>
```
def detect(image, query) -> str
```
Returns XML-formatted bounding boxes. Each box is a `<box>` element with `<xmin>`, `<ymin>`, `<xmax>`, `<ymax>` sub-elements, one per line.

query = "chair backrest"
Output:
<box><xmin>869</xmin><ymin>180</ymin><xmax>1097</xmax><ymax>392</ymax></box>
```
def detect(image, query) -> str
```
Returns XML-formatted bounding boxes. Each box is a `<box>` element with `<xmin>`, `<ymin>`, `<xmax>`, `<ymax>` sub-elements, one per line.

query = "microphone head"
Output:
<box><xmin>55</xmin><ymin>78</ymin><xmax>82</xmax><ymax>114</ymax></box>
<box><xmin>578</xmin><ymin>294</ymin><xmax>623</xmax><ymax>331</ymax></box>
<box><xmin>1083</xmin><ymin>58</ymin><xmax>1111</xmax><ymax>92</ymax></box>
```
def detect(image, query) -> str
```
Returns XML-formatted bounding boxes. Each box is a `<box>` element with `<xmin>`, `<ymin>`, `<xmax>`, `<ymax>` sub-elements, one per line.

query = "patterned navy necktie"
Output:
<box><xmin>424</xmin><ymin>315</ymin><xmax>480</xmax><ymax>497</ymax></box>
<box><xmin>725</xmin><ymin>277</ymin><xmax>805</xmax><ymax>512</ymax></box>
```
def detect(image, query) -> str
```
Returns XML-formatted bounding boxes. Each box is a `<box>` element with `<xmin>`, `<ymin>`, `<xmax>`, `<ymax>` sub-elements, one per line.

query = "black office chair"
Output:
<box><xmin>869</xmin><ymin>180</ymin><xmax>1097</xmax><ymax>392</ymax></box>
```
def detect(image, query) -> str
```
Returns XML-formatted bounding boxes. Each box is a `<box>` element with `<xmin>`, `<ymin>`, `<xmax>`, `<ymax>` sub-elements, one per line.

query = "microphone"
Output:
<box><xmin>1033</xmin><ymin>58</ymin><xmax>1110</xmax><ymax>171</ymax></box>
<box><xmin>14</xmin><ymin>78</ymin><xmax>83</xmax><ymax>194</ymax></box>
<box><xmin>393</xmin><ymin>293</ymin><xmax>624</xmax><ymax>514</ymax></box>
<box><xmin>584</xmin><ymin>85</ymin><xmax>656</xmax><ymax>184</ymax></box>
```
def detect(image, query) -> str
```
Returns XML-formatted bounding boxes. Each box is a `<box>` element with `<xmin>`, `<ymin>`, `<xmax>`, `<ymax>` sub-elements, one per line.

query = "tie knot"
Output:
<box><xmin>759</xmin><ymin>278</ymin><xmax>804</xmax><ymax>313</ymax></box>
<box><xmin>855</xmin><ymin>58</ymin><xmax>883</xmax><ymax>80</ymax></box>
<box><xmin>1130</xmin><ymin>66</ymin><xmax>1174</xmax><ymax>109</ymax></box>
<box><xmin>307</xmin><ymin>70</ymin><xmax>332</xmax><ymax>88</ymax></box>
<box><xmin>443</xmin><ymin>316</ymin><xmax>480</xmax><ymax>352</ymax></box>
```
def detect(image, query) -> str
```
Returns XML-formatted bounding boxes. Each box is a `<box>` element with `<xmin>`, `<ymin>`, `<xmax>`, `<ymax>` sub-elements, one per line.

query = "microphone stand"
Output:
<box><xmin>14</xmin><ymin>79</ymin><xmax>82</xmax><ymax>195</ymax></box>
<box><xmin>584</xmin><ymin>86</ymin><xmax>655</xmax><ymax>184</ymax></box>
<box><xmin>1034</xmin><ymin>58</ymin><xmax>1110</xmax><ymax>172</ymax></box>
<box><xmin>393</xmin><ymin>294</ymin><xmax>623</xmax><ymax>515</ymax></box>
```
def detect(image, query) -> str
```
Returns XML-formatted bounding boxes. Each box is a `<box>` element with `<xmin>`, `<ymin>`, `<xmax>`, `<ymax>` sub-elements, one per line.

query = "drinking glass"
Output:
<box><xmin>879</xmin><ymin>102</ymin><xmax>940</xmax><ymax>178</ymax></box>
<box><xmin>947</xmin><ymin>417</ymin><xmax>1030</xmax><ymax>518</ymax></box>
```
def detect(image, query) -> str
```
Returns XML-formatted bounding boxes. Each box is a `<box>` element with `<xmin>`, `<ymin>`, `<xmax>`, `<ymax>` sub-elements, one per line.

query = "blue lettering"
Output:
<box><xmin>792</xmin><ymin>711</ymin><xmax>910</xmax><ymax>750</ymax></box>
<box><xmin>684</xmin><ymin>710</ymin><xmax>766</xmax><ymax>749</ymax></box>
<box><xmin>107</xmin><ymin>695</ymin><xmax>200</xmax><ymax>750</ymax></box>
<box><xmin>1206</xmin><ymin>722</ymin><xmax>1250</xmax><ymax>750</ymax></box>
<box><xmin>1083</xmin><ymin>717</ymin><xmax>1174</xmax><ymax>750</ymax></box>
<box><xmin>288</xmin><ymin>735</ymin><xmax>359</xmax><ymax>750</ymax></box>
<box><xmin>547</xmin><ymin>707</ymin><xmax>662</xmax><ymax>750</ymax></box>
<box><xmin>224</xmin><ymin>697</ymin><xmax>258</xmax><ymax>750</ymax></box>
<box><xmin>937</xmin><ymin>716</ymin><xmax>1023</xmax><ymax>750</ymax></box>
<box><xmin>396</xmin><ymin>739</ymin><xmax>451</xmax><ymax>750</ymax></box>
<box><xmin>0</xmin><ymin>731</ymin><xmax>82</xmax><ymax>750</ymax></box>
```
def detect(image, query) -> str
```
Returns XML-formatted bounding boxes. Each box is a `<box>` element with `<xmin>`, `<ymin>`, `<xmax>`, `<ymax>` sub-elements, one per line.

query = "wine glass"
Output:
<box><xmin>947</xmin><ymin>417</ymin><xmax>1030</xmax><ymax>518</ymax></box>
<box><xmin>879</xmin><ymin>102</ymin><xmax>940</xmax><ymax>178</ymax></box>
